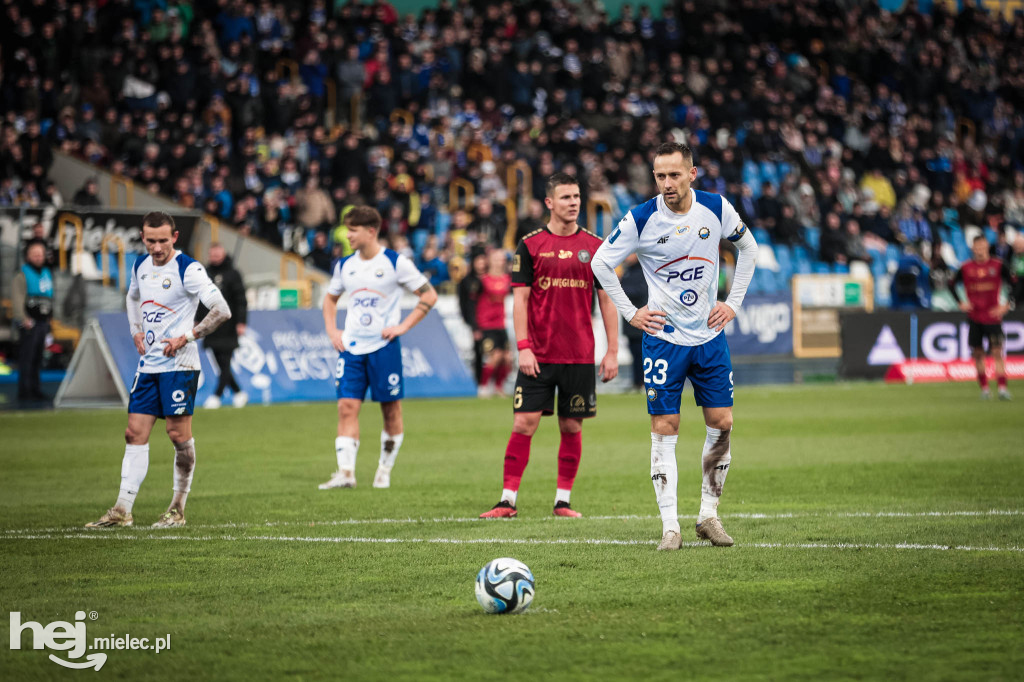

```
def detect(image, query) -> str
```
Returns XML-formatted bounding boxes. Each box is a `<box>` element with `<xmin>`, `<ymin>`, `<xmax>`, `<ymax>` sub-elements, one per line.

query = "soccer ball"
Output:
<box><xmin>474</xmin><ymin>558</ymin><xmax>535</xmax><ymax>614</ymax></box>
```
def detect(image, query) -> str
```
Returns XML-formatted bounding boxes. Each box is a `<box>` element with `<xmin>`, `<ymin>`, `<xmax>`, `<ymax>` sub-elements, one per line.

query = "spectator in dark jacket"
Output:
<box><xmin>197</xmin><ymin>243</ymin><xmax>248</xmax><ymax>408</ymax></box>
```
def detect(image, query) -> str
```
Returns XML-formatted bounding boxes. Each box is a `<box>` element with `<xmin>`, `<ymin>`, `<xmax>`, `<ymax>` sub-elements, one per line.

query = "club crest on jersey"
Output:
<box><xmin>657</xmin><ymin>235</ymin><xmax>671</xmax><ymax>244</ymax></box>
<box><xmin>162</xmin><ymin>278</ymin><xmax>172</xmax><ymax>289</ymax></box>
<box><xmin>646</xmin><ymin>388</ymin><xmax>657</xmax><ymax>401</ymax></box>
<box><xmin>577</xmin><ymin>250</ymin><xmax>591</xmax><ymax>263</ymax></box>
<box><xmin>558</xmin><ymin>250</ymin><xmax>573</xmax><ymax>259</ymax></box>
<box><xmin>679</xmin><ymin>289</ymin><xmax>698</xmax><ymax>306</ymax></box>
<box><xmin>375</xmin><ymin>269</ymin><xmax>384</xmax><ymax>278</ymax></box>
<box><xmin>676</xmin><ymin>224</ymin><xmax>690</xmax><ymax>235</ymax></box>
<box><xmin>698</xmin><ymin>227</ymin><xmax>711</xmax><ymax>240</ymax></box>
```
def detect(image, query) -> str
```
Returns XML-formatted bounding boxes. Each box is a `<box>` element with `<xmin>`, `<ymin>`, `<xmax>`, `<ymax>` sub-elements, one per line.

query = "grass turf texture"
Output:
<box><xmin>1</xmin><ymin>382</ymin><xmax>1022</xmax><ymax>681</ymax></box>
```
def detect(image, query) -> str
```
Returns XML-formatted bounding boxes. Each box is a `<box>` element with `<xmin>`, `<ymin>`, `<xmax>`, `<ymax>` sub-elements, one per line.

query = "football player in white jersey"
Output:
<box><xmin>86</xmin><ymin>212</ymin><xmax>231</xmax><ymax>529</ymax></box>
<box><xmin>319</xmin><ymin>206</ymin><xmax>438</xmax><ymax>490</ymax></box>
<box><xmin>591</xmin><ymin>143</ymin><xmax>759</xmax><ymax>550</ymax></box>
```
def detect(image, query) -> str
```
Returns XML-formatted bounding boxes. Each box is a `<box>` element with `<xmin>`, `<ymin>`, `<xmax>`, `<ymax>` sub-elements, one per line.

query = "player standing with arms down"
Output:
<box><xmin>949</xmin><ymin>235</ymin><xmax>1017</xmax><ymax>400</ymax></box>
<box><xmin>591</xmin><ymin>143</ymin><xmax>759</xmax><ymax>549</ymax></box>
<box><xmin>86</xmin><ymin>212</ymin><xmax>231</xmax><ymax>528</ymax></box>
<box><xmin>480</xmin><ymin>173</ymin><xmax>619</xmax><ymax>519</ymax></box>
<box><xmin>319</xmin><ymin>206</ymin><xmax>438</xmax><ymax>490</ymax></box>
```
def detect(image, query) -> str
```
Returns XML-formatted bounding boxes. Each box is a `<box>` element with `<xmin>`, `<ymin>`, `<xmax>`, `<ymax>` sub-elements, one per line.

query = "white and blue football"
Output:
<box><xmin>475</xmin><ymin>558</ymin><xmax>535</xmax><ymax>614</ymax></box>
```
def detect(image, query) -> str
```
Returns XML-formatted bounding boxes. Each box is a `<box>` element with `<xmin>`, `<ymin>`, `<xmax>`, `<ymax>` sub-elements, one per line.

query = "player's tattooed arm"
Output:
<box><xmin>414</xmin><ymin>282</ymin><xmax>436</xmax><ymax>314</ymax></box>
<box><xmin>162</xmin><ymin>292</ymin><xmax>231</xmax><ymax>357</ymax></box>
<box><xmin>192</xmin><ymin>298</ymin><xmax>232</xmax><ymax>340</ymax></box>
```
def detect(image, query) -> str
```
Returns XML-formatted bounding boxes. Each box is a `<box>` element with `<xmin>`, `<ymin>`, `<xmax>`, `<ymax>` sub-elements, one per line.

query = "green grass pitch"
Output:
<box><xmin>2</xmin><ymin>381</ymin><xmax>1022</xmax><ymax>680</ymax></box>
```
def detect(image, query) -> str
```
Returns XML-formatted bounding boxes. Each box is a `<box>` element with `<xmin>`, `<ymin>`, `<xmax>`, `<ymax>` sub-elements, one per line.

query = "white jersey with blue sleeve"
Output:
<box><xmin>128</xmin><ymin>251</ymin><xmax>223</xmax><ymax>373</ymax></box>
<box><xmin>327</xmin><ymin>248</ymin><xmax>429</xmax><ymax>355</ymax></box>
<box><xmin>591</xmin><ymin>189</ymin><xmax>754</xmax><ymax>347</ymax></box>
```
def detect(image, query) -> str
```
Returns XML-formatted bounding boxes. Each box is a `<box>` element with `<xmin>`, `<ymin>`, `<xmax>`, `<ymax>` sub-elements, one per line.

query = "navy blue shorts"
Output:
<box><xmin>642</xmin><ymin>333</ymin><xmax>734</xmax><ymax>414</ymax></box>
<box><xmin>128</xmin><ymin>370</ymin><xmax>199</xmax><ymax>418</ymax></box>
<box><xmin>335</xmin><ymin>341</ymin><xmax>403</xmax><ymax>403</ymax></box>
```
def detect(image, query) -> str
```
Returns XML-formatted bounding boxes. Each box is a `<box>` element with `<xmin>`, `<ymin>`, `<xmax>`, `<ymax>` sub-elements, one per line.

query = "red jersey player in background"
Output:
<box><xmin>477</xmin><ymin>248</ymin><xmax>513</xmax><ymax>397</ymax></box>
<box><xmin>480</xmin><ymin>172</ymin><xmax>619</xmax><ymax>519</ymax></box>
<box><xmin>949</xmin><ymin>235</ymin><xmax>1017</xmax><ymax>400</ymax></box>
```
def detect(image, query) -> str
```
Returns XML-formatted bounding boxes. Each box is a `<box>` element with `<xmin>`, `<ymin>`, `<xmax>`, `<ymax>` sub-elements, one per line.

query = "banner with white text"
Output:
<box><xmin>95</xmin><ymin>309</ymin><xmax>476</xmax><ymax>404</ymax></box>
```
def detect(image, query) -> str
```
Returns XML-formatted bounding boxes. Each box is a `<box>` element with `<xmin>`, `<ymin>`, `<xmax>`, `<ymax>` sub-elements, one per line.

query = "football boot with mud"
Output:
<box><xmin>657</xmin><ymin>530</ymin><xmax>682</xmax><ymax>551</ymax></box>
<box><xmin>152</xmin><ymin>508</ymin><xmax>186</xmax><ymax>528</ymax></box>
<box><xmin>85</xmin><ymin>507</ymin><xmax>133</xmax><ymax>528</ymax></box>
<box><xmin>695</xmin><ymin>517</ymin><xmax>734</xmax><ymax>546</ymax></box>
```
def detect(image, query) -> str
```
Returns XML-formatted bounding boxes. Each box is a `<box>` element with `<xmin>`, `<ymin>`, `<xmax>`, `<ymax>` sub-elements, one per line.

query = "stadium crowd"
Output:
<box><xmin>2</xmin><ymin>0</ymin><xmax>1024</xmax><ymax>305</ymax></box>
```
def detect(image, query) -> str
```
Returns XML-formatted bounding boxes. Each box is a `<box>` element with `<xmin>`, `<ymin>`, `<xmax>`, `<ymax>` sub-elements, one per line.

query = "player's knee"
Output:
<box><xmin>511</xmin><ymin>415</ymin><xmax>539</xmax><ymax>436</ymax></box>
<box><xmin>165</xmin><ymin>424</ymin><xmax>187</xmax><ymax>442</ymax></box>
<box><xmin>124</xmin><ymin>427</ymin><xmax>138</xmax><ymax>444</ymax></box>
<box><xmin>707</xmin><ymin>415</ymin><xmax>733</xmax><ymax>431</ymax></box>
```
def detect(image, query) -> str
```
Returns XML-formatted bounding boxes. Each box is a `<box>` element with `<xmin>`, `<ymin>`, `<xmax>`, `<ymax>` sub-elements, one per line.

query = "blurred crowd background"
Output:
<box><xmin>2</xmin><ymin>0</ymin><xmax>1024</xmax><ymax>308</ymax></box>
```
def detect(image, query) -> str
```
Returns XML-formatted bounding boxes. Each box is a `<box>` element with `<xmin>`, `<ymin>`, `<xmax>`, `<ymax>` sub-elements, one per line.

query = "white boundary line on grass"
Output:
<box><xmin>3</xmin><ymin>532</ymin><xmax>1023</xmax><ymax>553</ymax></box>
<box><xmin>2</xmin><ymin>509</ymin><xmax>1022</xmax><ymax>536</ymax></box>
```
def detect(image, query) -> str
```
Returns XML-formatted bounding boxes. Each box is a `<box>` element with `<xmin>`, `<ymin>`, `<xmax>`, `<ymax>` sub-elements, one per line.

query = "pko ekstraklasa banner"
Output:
<box><xmin>722</xmin><ymin>292</ymin><xmax>793</xmax><ymax>355</ymax></box>
<box><xmin>96</xmin><ymin>309</ymin><xmax>476</xmax><ymax>403</ymax></box>
<box><xmin>839</xmin><ymin>310</ymin><xmax>1024</xmax><ymax>380</ymax></box>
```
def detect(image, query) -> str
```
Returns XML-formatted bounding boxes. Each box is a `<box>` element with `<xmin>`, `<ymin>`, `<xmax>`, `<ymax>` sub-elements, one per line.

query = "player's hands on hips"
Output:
<box><xmin>959</xmin><ymin>301</ymin><xmax>972</xmax><ymax>313</ymax></box>
<box><xmin>518</xmin><ymin>348</ymin><xmax>540</xmax><ymax>377</ymax></box>
<box><xmin>328</xmin><ymin>329</ymin><xmax>345</xmax><ymax>352</ymax></box>
<box><xmin>630</xmin><ymin>306</ymin><xmax>667</xmax><ymax>334</ymax></box>
<box><xmin>708</xmin><ymin>302</ymin><xmax>737</xmax><ymax>332</ymax></box>
<box><xmin>993</xmin><ymin>303</ymin><xmax>1010</xmax><ymax>319</ymax></box>
<box><xmin>161</xmin><ymin>335</ymin><xmax>187</xmax><ymax>357</ymax></box>
<box><xmin>133</xmin><ymin>332</ymin><xmax>146</xmax><ymax>354</ymax></box>
<box><xmin>381</xmin><ymin>324</ymin><xmax>406</xmax><ymax>341</ymax></box>
<box><xmin>599</xmin><ymin>350</ymin><xmax>619</xmax><ymax>383</ymax></box>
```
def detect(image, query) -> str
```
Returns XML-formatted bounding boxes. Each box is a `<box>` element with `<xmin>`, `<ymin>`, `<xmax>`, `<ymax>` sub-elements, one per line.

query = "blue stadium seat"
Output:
<box><xmin>435</xmin><ymin>210</ymin><xmax>451</xmax><ymax>236</ymax></box>
<box><xmin>96</xmin><ymin>252</ymin><xmax>118</xmax><ymax>284</ymax></box>
<box><xmin>875</xmin><ymin>274</ymin><xmax>892</xmax><ymax>307</ymax></box>
<box><xmin>812</xmin><ymin>262</ymin><xmax>831</xmax><ymax>274</ymax></box>
<box><xmin>124</xmin><ymin>252</ymin><xmax>140</xmax><ymax>274</ymax></box>
<box><xmin>776</xmin><ymin>161</ymin><xmax>792</xmax><ymax>180</ymax></box>
<box><xmin>867</xmin><ymin>248</ymin><xmax>885</xmax><ymax>275</ymax></box>
<box><xmin>774</xmin><ymin>244</ymin><xmax>793</xmax><ymax>278</ymax></box>
<box><xmin>759</xmin><ymin>161</ymin><xmax>779</xmax><ymax>188</ymax></box>
<box><xmin>411</xmin><ymin>228</ymin><xmax>430</xmax><ymax>254</ymax></box>
<box><xmin>951</xmin><ymin>229</ymin><xmax>970</xmax><ymax>263</ymax></box>
<box><xmin>885</xmin><ymin>244</ymin><xmax>900</xmax><ymax>271</ymax></box>
<box><xmin>792</xmin><ymin>245</ymin><xmax>812</xmax><ymax>274</ymax></box>
<box><xmin>832</xmin><ymin>262</ymin><xmax>850</xmax><ymax>274</ymax></box>
<box><xmin>743</xmin><ymin>161</ymin><xmax>761</xmax><ymax>197</ymax></box>
<box><xmin>804</xmin><ymin>226</ymin><xmax>821</xmax><ymax>252</ymax></box>
<box><xmin>753</xmin><ymin>227</ymin><xmax>771</xmax><ymax>245</ymax></box>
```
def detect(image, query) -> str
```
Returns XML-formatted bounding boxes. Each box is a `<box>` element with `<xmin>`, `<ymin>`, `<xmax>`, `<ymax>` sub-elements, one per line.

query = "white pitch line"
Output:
<box><xmin>3</xmin><ymin>509</ymin><xmax>1022</xmax><ymax>536</ymax></box>
<box><xmin>4</xmin><ymin>533</ymin><xmax>1023</xmax><ymax>553</ymax></box>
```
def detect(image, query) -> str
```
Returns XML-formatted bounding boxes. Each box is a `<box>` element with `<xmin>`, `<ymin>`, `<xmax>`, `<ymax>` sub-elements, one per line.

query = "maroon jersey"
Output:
<box><xmin>477</xmin><ymin>273</ymin><xmax>510</xmax><ymax>330</ymax></box>
<box><xmin>512</xmin><ymin>227</ymin><xmax>603</xmax><ymax>364</ymax></box>
<box><xmin>951</xmin><ymin>258</ymin><xmax>1015</xmax><ymax>324</ymax></box>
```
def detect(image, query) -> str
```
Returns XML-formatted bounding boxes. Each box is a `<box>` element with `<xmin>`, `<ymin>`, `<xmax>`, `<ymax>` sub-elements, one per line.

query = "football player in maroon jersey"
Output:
<box><xmin>480</xmin><ymin>173</ymin><xmax>619</xmax><ymax>518</ymax></box>
<box><xmin>950</xmin><ymin>235</ymin><xmax>1017</xmax><ymax>400</ymax></box>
